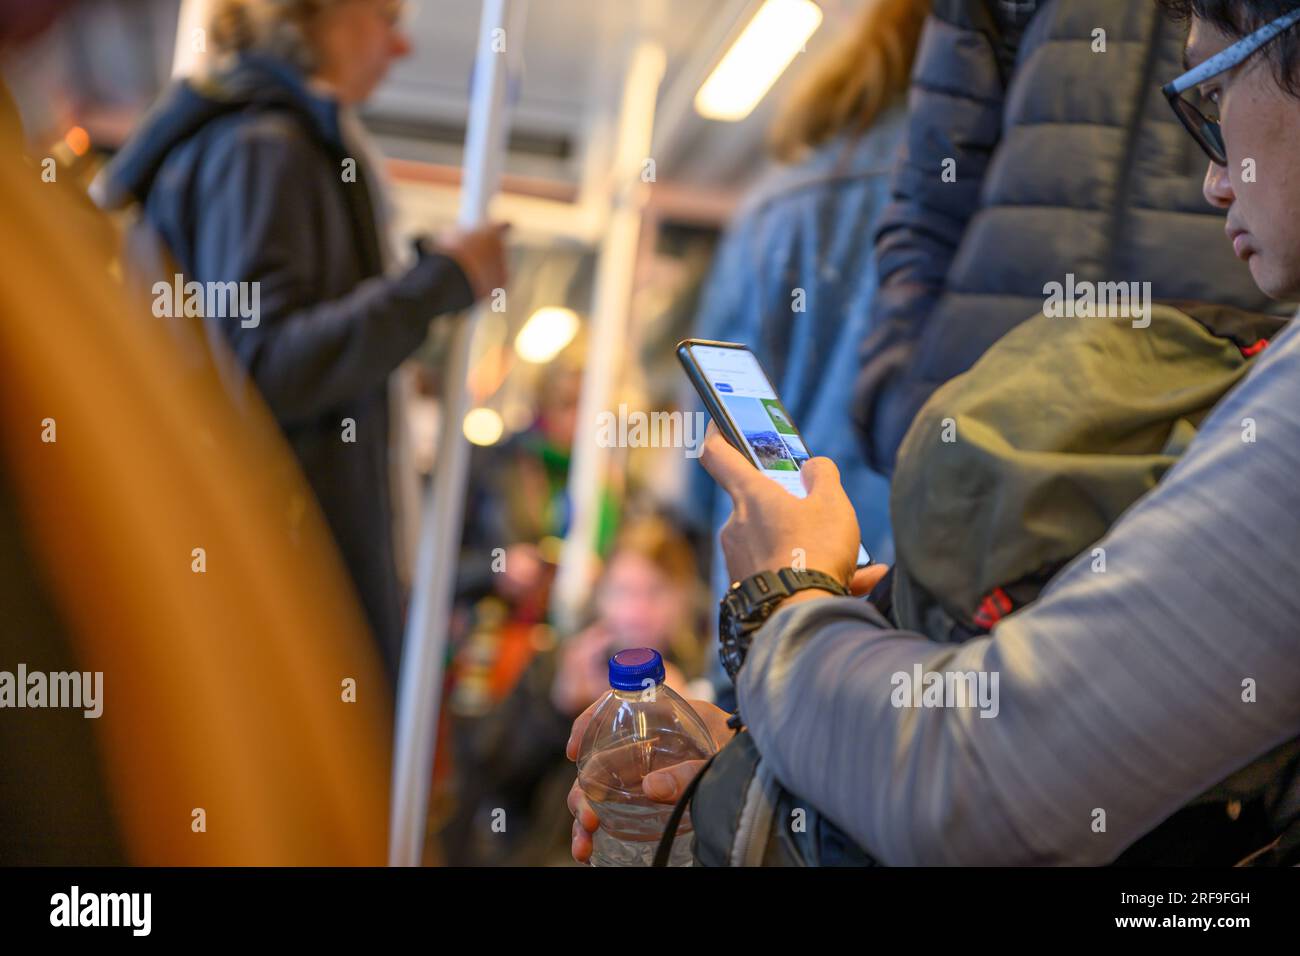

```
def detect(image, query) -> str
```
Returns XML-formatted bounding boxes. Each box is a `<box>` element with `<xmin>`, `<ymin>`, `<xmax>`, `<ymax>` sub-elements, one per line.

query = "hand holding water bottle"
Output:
<box><xmin>565</xmin><ymin>649</ymin><xmax>734</xmax><ymax>866</ymax></box>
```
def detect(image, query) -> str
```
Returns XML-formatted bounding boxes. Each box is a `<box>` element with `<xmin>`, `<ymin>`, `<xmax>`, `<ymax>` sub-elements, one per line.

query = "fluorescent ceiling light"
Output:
<box><xmin>694</xmin><ymin>0</ymin><xmax>823</xmax><ymax>122</ymax></box>
<box><xmin>515</xmin><ymin>307</ymin><xmax>580</xmax><ymax>364</ymax></box>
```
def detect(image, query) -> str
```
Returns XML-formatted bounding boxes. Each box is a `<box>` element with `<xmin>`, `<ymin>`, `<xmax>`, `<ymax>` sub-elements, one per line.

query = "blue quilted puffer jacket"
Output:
<box><xmin>855</xmin><ymin>0</ymin><xmax>1282</xmax><ymax>475</ymax></box>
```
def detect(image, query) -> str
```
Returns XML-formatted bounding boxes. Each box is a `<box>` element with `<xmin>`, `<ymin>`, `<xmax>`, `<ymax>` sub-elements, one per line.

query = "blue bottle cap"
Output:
<box><xmin>608</xmin><ymin>647</ymin><xmax>666</xmax><ymax>691</ymax></box>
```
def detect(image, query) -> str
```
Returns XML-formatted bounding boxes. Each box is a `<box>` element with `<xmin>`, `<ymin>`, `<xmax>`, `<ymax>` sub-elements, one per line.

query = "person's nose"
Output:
<box><xmin>1203</xmin><ymin>160</ymin><xmax>1235</xmax><ymax>209</ymax></box>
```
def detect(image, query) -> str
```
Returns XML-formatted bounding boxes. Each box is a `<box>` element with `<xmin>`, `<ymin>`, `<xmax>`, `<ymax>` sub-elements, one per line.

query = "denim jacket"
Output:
<box><xmin>689</xmin><ymin>106</ymin><xmax>908</xmax><ymax>699</ymax></box>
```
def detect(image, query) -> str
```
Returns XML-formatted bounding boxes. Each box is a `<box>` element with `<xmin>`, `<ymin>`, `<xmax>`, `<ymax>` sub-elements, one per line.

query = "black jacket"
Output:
<box><xmin>98</xmin><ymin>56</ymin><xmax>475</xmax><ymax>680</ymax></box>
<box><xmin>856</xmin><ymin>0</ymin><xmax>1279</xmax><ymax>475</ymax></box>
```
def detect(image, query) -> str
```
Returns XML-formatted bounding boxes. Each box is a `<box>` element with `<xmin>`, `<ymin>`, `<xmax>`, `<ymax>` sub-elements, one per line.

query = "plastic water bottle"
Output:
<box><xmin>577</xmin><ymin>648</ymin><xmax>717</xmax><ymax>866</ymax></box>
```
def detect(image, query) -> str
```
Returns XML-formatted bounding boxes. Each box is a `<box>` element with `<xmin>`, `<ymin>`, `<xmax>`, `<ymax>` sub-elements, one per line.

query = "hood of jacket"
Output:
<box><xmin>94</xmin><ymin>54</ymin><xmax>345</xmax><ymax>211</ymax></box>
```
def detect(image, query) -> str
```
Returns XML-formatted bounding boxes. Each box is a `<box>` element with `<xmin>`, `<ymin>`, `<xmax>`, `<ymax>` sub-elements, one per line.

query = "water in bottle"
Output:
<box><xmin>576</xmin><ymin>648</ymin><xmax>717</xmax><ymax>866</ymax></box>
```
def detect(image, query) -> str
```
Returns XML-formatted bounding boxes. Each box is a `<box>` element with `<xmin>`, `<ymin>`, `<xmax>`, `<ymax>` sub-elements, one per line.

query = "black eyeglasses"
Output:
<box><xmin>1162</xmin><ymin>7</ymin><xmax>1300</xmax><ymax>166</ymax></box>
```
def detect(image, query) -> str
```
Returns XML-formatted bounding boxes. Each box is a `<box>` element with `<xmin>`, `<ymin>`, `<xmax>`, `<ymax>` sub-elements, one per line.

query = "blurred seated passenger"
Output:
<box><xmin>442</xmin><ymin>514</ymin><xmax>707</xmax><ymax>865</ymax></box>
<box><xmin>446</xmin><ymin>354</ymin><xmax>609</xmax><ymax>717</ymax></box>
<box><xmin>550</xmin><ymin>516</ymin><xmax>706</xmax><ymax>716</ymax></box>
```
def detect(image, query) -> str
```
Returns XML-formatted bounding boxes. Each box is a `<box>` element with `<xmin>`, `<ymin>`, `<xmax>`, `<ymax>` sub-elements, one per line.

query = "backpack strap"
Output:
<box><xmin>1164</xmin><ymin>300</ymin><xmax>1288</xmax><ymax>357</ymax></box>
<box><xmin>652</xmin><ymin>749</ymin><xmax>721</xmax><ymax>867</ymax></box>
<box><xmin>730</xmin><ymin>761</ymin><xmax>779</xmax><ymax>867</ymax></box>
<box><xmin>1235</xmin><ymin>815</ymin><xmax>1300</xmax><ymax>867</ymax></box>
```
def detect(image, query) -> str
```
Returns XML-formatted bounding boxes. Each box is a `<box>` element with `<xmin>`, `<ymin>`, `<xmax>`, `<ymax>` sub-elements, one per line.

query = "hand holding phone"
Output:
<box><xmin>677</xmin><ymin>339</ymin><xmax>871</xmax><ymax>568</ymax></box>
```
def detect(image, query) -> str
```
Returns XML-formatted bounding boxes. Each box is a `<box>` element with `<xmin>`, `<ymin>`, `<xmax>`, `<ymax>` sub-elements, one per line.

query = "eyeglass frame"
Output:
<box><xmin>1162</xmin><ymin>7</ymin><xmax>1300</xmax><ymax>167</ymax></box>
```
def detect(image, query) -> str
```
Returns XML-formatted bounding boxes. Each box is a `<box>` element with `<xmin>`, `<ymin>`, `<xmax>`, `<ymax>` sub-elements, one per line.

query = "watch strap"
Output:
<box><xmin>725</xmin><ymin>567</ymin><xmax>848</xmax><ymax>622</ymax></box>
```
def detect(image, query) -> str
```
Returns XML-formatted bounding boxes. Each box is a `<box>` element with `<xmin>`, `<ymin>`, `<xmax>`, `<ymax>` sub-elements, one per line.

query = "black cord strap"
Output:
<box><xmin>651</xmin><ymin>750</ymin><xmax>722</xmax><ymax>867</ymax></box>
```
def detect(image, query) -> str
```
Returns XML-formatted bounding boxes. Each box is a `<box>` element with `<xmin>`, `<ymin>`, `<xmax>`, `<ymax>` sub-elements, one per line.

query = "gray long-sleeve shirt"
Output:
<box><xmin>737</xmin><ymin>314</ymin><xmax>1300</xmax><ymax>865</ymax></box>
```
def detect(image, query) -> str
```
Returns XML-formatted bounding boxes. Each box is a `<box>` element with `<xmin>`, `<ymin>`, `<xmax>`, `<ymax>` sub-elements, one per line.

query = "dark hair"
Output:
<box><xmin>1158</xmin><ymin>0</ymin><xmax>1300</xmax><ymax>98</ymax></box>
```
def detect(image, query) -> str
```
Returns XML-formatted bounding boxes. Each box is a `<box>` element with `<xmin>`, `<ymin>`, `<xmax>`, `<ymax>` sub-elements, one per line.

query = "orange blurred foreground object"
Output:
<box><xmin>0</xmin><ymin>110</ymin><xmax>392</xmax><ymax>865</ymax></box>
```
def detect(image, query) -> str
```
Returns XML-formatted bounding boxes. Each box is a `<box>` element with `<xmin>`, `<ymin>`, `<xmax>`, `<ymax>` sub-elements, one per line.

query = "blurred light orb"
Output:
<box><xmin>515</xmin><ymin>307</ymin><xmax>579</xmax><ymax>363</ymax></box>
<box><xmin>463</xmin><ymin>407</ymin><xmax>505</xmax><ymax>446</ymax></box>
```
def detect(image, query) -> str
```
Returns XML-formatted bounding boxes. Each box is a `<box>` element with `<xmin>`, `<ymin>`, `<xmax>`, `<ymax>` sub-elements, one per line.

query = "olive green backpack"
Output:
<box><xmin>887</xmin><ymin>302</ymin><xmax>1284</xmax><ymax>640</ymax></box>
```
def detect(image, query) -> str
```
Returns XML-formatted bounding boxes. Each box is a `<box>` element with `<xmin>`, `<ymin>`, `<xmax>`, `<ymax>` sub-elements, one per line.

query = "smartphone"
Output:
<box><xmin>677</xmin><ymin>338</ymin><xmax>871</xmax><ymax>568</ymax></box>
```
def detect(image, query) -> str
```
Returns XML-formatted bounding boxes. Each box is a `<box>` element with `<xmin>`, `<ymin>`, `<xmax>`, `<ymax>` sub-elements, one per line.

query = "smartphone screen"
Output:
<box><xmin>681</xmin><ymin>341</ymin><xmax>871</xmax><ymax>567</ymax></box>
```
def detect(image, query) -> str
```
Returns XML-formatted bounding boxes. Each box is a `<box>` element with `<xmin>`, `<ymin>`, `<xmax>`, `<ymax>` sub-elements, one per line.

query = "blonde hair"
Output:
<box><xmin>769</xmin><ymin>0</ymin><xmax>930</xmax><ymax>162</ymax></box>
<box><xmin>608</xmin><ymin>516</ymin><xmax>699</xmax><ymax>593</ymax></box>
<box><xmin>608</xmin><ymin>516</ymin><xmax>707</xmax><ymax>677</ymax></box>
<box><xmin>208</xmin><ymin>0</ymin><xmax>343</xmax><ymax>73</ymax></box>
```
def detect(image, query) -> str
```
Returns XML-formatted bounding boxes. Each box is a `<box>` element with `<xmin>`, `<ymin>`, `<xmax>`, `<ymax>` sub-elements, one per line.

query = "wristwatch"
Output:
<box><xmin>717</xmin><ymin>567</ymin><xmax>849</xmax><ymax>682</ymax></box>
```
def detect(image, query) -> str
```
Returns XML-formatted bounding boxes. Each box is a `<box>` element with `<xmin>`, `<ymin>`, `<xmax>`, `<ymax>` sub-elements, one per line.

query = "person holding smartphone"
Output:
<box><xmin>569</xmin><ymin>0</ymin><xmax>1300</xmax><ymax>865</ymax></box>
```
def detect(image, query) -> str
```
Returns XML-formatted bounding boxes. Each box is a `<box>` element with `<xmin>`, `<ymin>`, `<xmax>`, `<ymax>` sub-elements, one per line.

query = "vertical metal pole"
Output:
<box><xmin>550</xmin><ymin>41</ymin><xmax>666</xmax><ymax>635</ymax></box>
<box><xmin>388</xmin><ymin>0</ymin><xmax>526</xmax><ymax>867</ymax></box>
<box><xmin>172</xmin><ymin>0</ymin><xmax>214</xmax><ymax>77</ymax></box>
